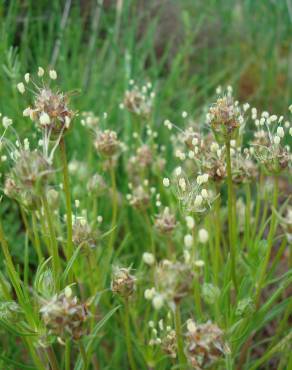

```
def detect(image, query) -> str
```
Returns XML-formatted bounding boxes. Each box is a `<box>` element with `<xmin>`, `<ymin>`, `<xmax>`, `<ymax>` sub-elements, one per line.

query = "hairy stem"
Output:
<box><xmin>124</xmin><ymin>299</ymin><xmax>137</xmax><ymax>370</ymax></box>
<box><xmin>46</xmin><ymin>347</ymin><xmax>60</xmax><ymax>370</ymax></box>
<box><xmin>60</xmin><ymin>137</ymin><xmax>73</xmax><ymax>261</ymax></box>
<box><xmin>42</xmin><ymin>195</ymin><xmax>60</xmax><ymax>290</ymax></box>
<box><xmin>174</xmin><ymin>304</ymin><xmax>187</xmax><ymax>368</ymax></box>
<box><xmin>79</xmin><ymin>341</ymin><xmax>88</xmax><ymax>370</ymax></box>
<box><xmin>225</xmin><ymin>139</ymin><xmax>238</xmax><ymax>294</ymax></box>
<box><xmin>32</xmin><ymin>212</ymin><xmax>43</xmax><ymax>262</ymax></box>
<box><xmin>255</xmin><ymin>175</ymin><xmax>279</xmax><ymax>308</ymax></box>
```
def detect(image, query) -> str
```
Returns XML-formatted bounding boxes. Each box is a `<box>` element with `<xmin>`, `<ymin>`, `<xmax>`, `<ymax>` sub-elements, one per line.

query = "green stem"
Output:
<box><xmin>144</xmin><ymin>211</ymin><xmax>155</xmax><ymax>255</ymax></box>
<box><xmin>255</xmin><ymin>175</ymin><xmax>279</xmax><ymax>308</ymax></box>
<box><xmin>25</xmin><ymin>339</ymin><xmax>46</xmax><ymax>370</ymax></box>
<box><xmin>124</xmin><ymin>299</ymin><xmax>137</xmax><ymax>370</ymax></box>
<box><xmin>193</xmin><ymin>278</ymin><xmax>203</xmax><ymax>318</ymax></box>
<box><xmin>46</xmin><ymin>346</ymin><xmax>60</xmax><ymax>370</ymax></box>
<box><xmin>109</xmin><ymin>163</ymin><xmax>118</xmax><ymax>253</ymax></box>
<box><xmin>0</xmin><ymin>222</ymin><xmax>45</xmax><ymax>370</ymax></box>
<box><xmin>0</xmin><ymin>220</ymin><xmax>25</xmax><ymax>305</ymax></box>
<box><xmin>214</xmin><ymin>190</ymin><xmax>222</xmax><ymax>285</ymax></box>
<box><xmin>225</xmin><ymin>139</ymin><xmax>238</xmax><ymax>294</ymax></box>
<box><xmin>244</xmin><ymin>182</ymin><xmax>251</xmax><ymax>250</ymax></box>
<box><xmin>174</xmin><ymin>304</ymin><xmax>187</xmax><ymax>368</ymax></box>
<box><xmin>65</xmin><ymin>339</ymin><xmax>71</xmax><ymax>370</ymax></box>
<box><xmin>79</xmin><ymin>341</ymin><xmax>88</xmax><ymax>370</ymax></box>
<box><xmin>60</xmin><ymin>137</ymin><xmax>73</xmax><ymax>261</ymax></box>
<box><xmin>252</xmin><ymin>171</ymin><xmax>263</xmax><ymax>239</ymax></box>
<box><xmin>42</xmin><ymin>195</ymin><xmax>60</xmax><ymax>290</ymax></box>
<box><xmin>32</xmin><ymin>212</ymin><xmax>43</xmax><ymax>262</ymax></box>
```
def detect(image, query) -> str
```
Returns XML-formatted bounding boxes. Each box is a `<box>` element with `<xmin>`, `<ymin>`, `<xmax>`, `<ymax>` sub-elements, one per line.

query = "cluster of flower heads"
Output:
<box><xmin>144</xmin><ymin>258</ymin><xmax>197</xmax><ymax>310</ymax></box>
<box><xmin>111</xmin><ymin>266</ymin><xmax>136</xmax><ymax>298</ymax></box>
<box><xmin>4</xmin><ymin>144</ymin><xmax>52</xmax><ymax>209</ymax></box>
<box><xmin>121</xmin><ymin>80</ymin><xmax>155</xmax><ymax>118</ymax></box>
<box><xmin>148</xmin><ymin>316</ymin><xmax>227</xmax><ymax>369</ymax></box>
<box><xmin>184</xmin><ymin>319</ymin><xmax>228</xmax><ymax>369</ymax></box>
<box><xmin>148</xmin><ymin>315</ymin><xmax>177</xmax><ymax>359</ymax></box>
<box><xmin>39</xmin><ymin>286</ymin><xmax>89</xmax><ymax>343</ymax></box>
<box><xmin>72</xmin><ymin>215</ymin><xmax>99</xmax><ymax>249</ymax></box>
<box><xmin>127</xmin><ymin>181</ymin><xmax>152</xmax><ymax>210</ymax></box>
<box><xmin>250</xmin><ymin>108</ymin><xmax>291</xmax><ymax>174</ymax></box>
<box><xmin>163</xmin><ymin>167</ymin><xmax>216</xmax><ymax>214</ymax></box>
<box><xmin>18</xmin><ymin>68</ymin><xmax>75</xmax><ymax>162</ymax></box>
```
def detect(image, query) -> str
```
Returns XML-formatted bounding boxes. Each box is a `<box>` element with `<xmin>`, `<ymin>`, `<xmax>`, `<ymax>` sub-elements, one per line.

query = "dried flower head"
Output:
<box><xmin>40</xmin><ymin>287</ymin><xmax>89</xmax><ymax>342</ymax></box>
<box><xmin>86</xmin><ymin>173</ymin><xmax>106</xmax><ymax>196</ymax></box>
<box><xmin>172</xmin><ymin>171</ymin><xmax>216</xmax><ymax>214</ymax></box>
<box><xmin>80</xmin><ymin>111</ymin><xmax>99</xmax><ymax>129</ymax></box>
<box><xmin>154</xmin><ymin>207</ymin><xmax>177</xmax><ymax>235</ymax></box>
<box><xmin>184</xmin><ymin>320</ymin><xmax>227</xmax><ymax>369</ymax></box>
<box><xmin>72</xmin><ymin>216</ymin><xmax>98</xmax><ymax>249</ymax></box>
<box><xmin>207</xmin><ymin>90</ymin><xmax>244</xmax><ymax>141</ymax></box>
<box><xmin>136</xmin><ymin>144</ymin><xmax>153</xmax><ymax>168</ymax></box>
<box><xmin>149</xmin><ymin>319</ymin><xmax>177</xmax><ymax>359</ymax></box>
<box><xmin>152</xmin><ymin>260</ymin><xmax>194</xmax><ymax>306</ymax></box>
<box><xmin>94</xmin><ymin>130</ymin><xmax>121</xmax><ymax>157</ymax></box>
<box><xmin>128</xmin><ymin>185</ymin><xmax>151</xmax><ymax>210</ymax></box>
<box><xmin>251</xmin><ymin>113</ymin><xmax>291</xmax><ymax>174</ymax></box>
<box><xmin>111</xmin><ymin>266</ymin><xmax>136</xmax><ymax>298</ymax></box>
<box><xmin>20</xmin><ymin>68</ymin><xmax>74</xmax><ymax>136</ymax></box>
<box><xmin>122</xmin><ymin>81</ymin><xmax>154</xmax><ymax>118</ymax></box>
<box><xmin>4</xmin><ymin>149</ymin><xmax>52</xmax><ymax>209</ymax></box>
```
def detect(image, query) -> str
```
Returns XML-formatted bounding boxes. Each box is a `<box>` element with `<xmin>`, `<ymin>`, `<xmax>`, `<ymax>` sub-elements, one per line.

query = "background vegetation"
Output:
<box><xmin>0</xmin><ymin>1</ymin><xmax>291</xmax><ymax>369</ymax></box>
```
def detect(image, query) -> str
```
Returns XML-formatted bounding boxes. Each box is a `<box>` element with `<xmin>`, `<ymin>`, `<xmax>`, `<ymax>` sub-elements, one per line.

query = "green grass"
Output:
<box><xmin>0</xmin><ymin>1</ymin><xmax>291</xmax><ymax>369</ymax></box>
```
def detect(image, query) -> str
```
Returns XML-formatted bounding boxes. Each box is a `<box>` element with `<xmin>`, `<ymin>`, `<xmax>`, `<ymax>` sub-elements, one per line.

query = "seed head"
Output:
<box><xmin>94</xmin><ymin>130</ymin><xmax>120</xmax><ymax>157</ymax></box>
<box><xmin>40</xmin><ymin>287</ymin><xmax>89</xmax><ymax>341</ymax></box>
<box><xmin>111</xmin><ymin>266</ymin><xmax>136</xmax><ymax>298</ymax></box>
<box><xmin>154</xmin><ymin>207</ymin><xmax>177</xmax><ymax>235</ymax></box>
<box><xmin>128</xmin><ymin>185</ymin><xmax>150</xmax><ymax>210</ymax></box>
<box><xmin>5</xmin><ymin>149</ymin><xmax>52</xmax><ymax>209</ymax></box>
<box><xmin>86</xmin><ymin>173</ymin><xmax>106</xmax><ymax>195</ymax></box>
<box><xmin>207</xmin><ymin>92</ymin><xmax>244</xmax><ymax>141</ymax></box>
<box><xmin>72</xmin><ymin>217</ymin><xmax>98</xmax><ymax>249</ymax></box>
<box><xmin>123</xmin><ymin>82</ymin><xmax>154</xmax><ymax>117</ymax></box>
<box><xmin>153</xmin><ymin>260</ymin><xmax>194</xmax><ymax>306</ymax></box>
<box><xmin>185</xmin><ymin>320</ymin><xmax>227</xmax><ymax>369</ymax></box>
<box><xmin>20</xmin><ymin>69</ymin><xmax>74</xmax><ymax>136</ymax></box>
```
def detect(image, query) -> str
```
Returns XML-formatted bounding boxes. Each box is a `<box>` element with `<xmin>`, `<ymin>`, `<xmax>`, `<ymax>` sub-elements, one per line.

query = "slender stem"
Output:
<box><xmin>32</xmin><ymin>212</ymin><xmax>43</xmax><ymax>262</ymax></box>
<box><xmin>214</xmin><ymin>190</ymin><xmax>222</xmax><ymax>285</ymax></box>
<box><xmin>65</xmin><ymin>339</ymin><xmax>71</xmax><ymax>370</ymax></box>
<box><xmin>0</xmin><ymin>220</ymin><xmax>25</xmax><ymax>304</ymax></box>
<box><xmin>225</xmin><ymin>140</ymin><xmax>238</xmax><ymax>294</ymax></box>
<box><xmin>42</xmin><ymin>195</ymin><xmax>60</xmax><ymax>290</ymax></box>
<box><xmin>255</xmin><ymin>175</ymin><xmax>279</xmax><ymax>308</ymax></box>
<box><xmin>102</xmin><ymin>162</ymin><xmax>118</xmax><ymax>289</ymax></box>
<box><xmin>60</xmin><ymin>137</ymin><xmax>73</xmax><ymax>261</ymax></box>
<box><xmin>79</xmin><ymin>341</ymin><xmax>88</xmax><ymax>370</ymax></box>
<box><xmin>46</xmin><ymin>346</ymin><xmax>60</xmax><ymax>370</ymax></box>
<box><xmin>252</xmin><ymin>171</ymin><xmax>263</xmax><ymax>239</ymax></box>
<box><xmin>0</xmin><ymin>220</ymin><xmax>37</xmax><ymax>325</ymax></box>
<box><xmin>144</xmin><ymin>210</ymin><xmax>155</xmax><ymax>255</ymax></box>
<box><xmin>124</xmin><ymin>298</ymin><xmax>137</xmax><ymax>370</ymax></box>
<box><xmin>109</xmin><ymin>163</ymin><xmax>118</xmax><ymax>253</ymax></box>
<box><xmin>193</xmin><ymin>278</ymin><xmax>203</xmax><ymax>318</ymax></box>
<box><xmin>25</xmin><ymin>339</ymin><xmax>46</xmax><ymax>370</ymax></box>
<box><xmin>244</xmin><ymin>182</ymin><xmax>251</xmax><ymax>250</ymax></box>
<box><xmin>174</xmin><ymin>304</ymin><xmax>187</xmax><ymax>368</ymax></box>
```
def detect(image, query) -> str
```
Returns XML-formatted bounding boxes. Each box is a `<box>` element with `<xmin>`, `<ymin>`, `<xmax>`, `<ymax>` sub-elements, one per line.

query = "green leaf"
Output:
<box><xmin>0</xmin><ymin>353</ymin><xmax>36</xmax><ymax>369</ymax></box>
<box><xmin>74</xmin><ymin>305</ymin><xmax>120</xmax><ymax>370</ymax></box>
<box><xmin>60</xmin><ymin>244</ymin><xmax>83</xmax><ymax>286</ymax></box>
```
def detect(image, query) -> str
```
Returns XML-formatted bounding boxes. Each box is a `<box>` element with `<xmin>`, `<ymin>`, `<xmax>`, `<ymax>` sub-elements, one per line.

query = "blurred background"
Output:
<box><xmin>1</xmin><ymin>0</ymin><xmax>292</xmax><ymax>116</ymax></box>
